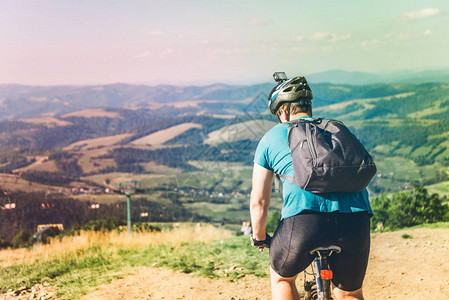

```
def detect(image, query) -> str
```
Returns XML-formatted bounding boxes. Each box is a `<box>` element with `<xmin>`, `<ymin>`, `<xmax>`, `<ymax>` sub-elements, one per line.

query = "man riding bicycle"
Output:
<box><xmin>250</xmin><ymin>73</ymin><xmax>373</xmax><ymax>300</ymax></box>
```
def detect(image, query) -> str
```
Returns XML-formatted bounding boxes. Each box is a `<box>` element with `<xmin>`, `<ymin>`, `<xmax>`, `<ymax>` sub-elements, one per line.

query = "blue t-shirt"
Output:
<box><xmin>254</xmin><ymin>116</ymin><xmax>373</xmax><ymax>219</ymax></box>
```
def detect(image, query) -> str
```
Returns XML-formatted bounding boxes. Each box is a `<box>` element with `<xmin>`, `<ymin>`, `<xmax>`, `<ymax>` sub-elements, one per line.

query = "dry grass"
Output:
<box><xmin>13</xmin><ymin>159</ymin><xmax>59</xmax><ymax>173</ymax></box>
<box><xmin>131</xmin><ymin>123</ymin><xmax>202</xmax><ymax>145</ymax></box>
<box><xmin>147</xmin><ymin>100</ymin><xmax>224</xmax><ymax>109</ymax></box>
<box><xmin>204</xmin><ymin>119</ymin><xmax>275</xmax><ymax>145</ymax></box>
<box><xmin>61</xmin><ymin>108</ymin><xmax>121</xmax><ymax>119</ymax></box>
<box><xmin>64</xmin><ymin>133</ymin><xmax>133</xmax><ymax>151</ymax></box>
<box><xmin>139</xmin><ymin>161</ymin><xmax>181</xmax><ymax>174</ymax></box>
<box><xmin>0</xmin><ymin>224</ymin><xmax>232</xmax><ymax>267</ymax></box>
<box><xmin>0</xmin><ymin>173</ymin><xmax>55</xmax><ymax>192</ymax></box>
<box><xmin>20</xmin><ymin>117</ymin><xmax>72</xmax><ymax>127</ymax></box>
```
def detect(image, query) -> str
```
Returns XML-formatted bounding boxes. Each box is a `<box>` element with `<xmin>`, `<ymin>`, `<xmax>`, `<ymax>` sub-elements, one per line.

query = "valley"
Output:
<box><xmin>1</xmin><ymin>81</ymin><xmax>449</xmax><ymax>243</ymax></box>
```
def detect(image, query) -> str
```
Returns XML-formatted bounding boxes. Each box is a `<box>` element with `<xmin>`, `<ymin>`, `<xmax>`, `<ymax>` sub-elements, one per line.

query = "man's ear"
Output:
<box><xmin>277</xmin><ymin>109</ymin><xmax>286</xmax><ymax>123</ymax></box>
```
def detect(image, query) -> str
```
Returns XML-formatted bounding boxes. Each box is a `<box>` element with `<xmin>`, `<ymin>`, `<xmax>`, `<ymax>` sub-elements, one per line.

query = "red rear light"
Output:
<box><xmin>321</xmin><ymin>269</ymin><xmax>333</xmax><ymax>280</ymax></box>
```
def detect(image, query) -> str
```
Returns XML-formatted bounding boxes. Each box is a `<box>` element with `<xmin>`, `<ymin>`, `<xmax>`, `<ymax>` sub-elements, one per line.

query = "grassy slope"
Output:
<box><xmin>2</xmin><ymin>223</ymin><xmax>449</xmax><ymax>299</ymax></box>
<box><xmin>0</xmin><ymin>225</ymin><xmax>267</xmax><ymax>299</ymax></box>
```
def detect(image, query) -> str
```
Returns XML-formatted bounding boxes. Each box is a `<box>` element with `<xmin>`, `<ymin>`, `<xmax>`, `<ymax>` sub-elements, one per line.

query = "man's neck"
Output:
<box><xmin>279</xmin><ymin>112</ymin><xmax>312</xmax><ymax>123</ymax></box>
<box><xmin>290</xmin><ymin>113</ymin><xmax>311</xmax><ymax>119</ymax></box>
<box><xmin>281</xmin><ymin>113</ymin><xmax>311</xmax><ymax>123</ymax></box>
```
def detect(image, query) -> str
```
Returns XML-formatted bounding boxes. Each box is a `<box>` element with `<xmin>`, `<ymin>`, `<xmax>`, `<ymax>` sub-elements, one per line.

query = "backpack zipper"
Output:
<box><xmin>306</xmin><ymin>123</ymin><xmax>317</xmax><ymax>167</ymax></box>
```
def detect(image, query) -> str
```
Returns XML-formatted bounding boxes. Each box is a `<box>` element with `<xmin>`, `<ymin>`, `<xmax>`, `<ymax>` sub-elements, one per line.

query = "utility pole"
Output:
<box><xmin>110</xmin><ymin>181</ymin><xmax>142</xmax><ymax>238</ymax></box>
<box><xmin>125</xmin><ymin>191</ymin><xmax>132</xmax><ymax>238</ymax></box>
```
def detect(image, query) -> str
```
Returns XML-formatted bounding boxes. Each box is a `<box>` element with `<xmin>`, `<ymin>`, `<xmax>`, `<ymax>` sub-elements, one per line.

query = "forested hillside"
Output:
<box><xmin>1</xmin><ymin>80</ymin><xmax>449</xmax><ymax>244</ymax></box>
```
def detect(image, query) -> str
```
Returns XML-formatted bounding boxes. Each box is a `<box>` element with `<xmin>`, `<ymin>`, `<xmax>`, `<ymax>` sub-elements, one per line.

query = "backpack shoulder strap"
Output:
<box><xmin>274</xmin><ymin>174</ymin><xmax>281</xmax><ymax>193</ymax></box>
<box><xmin>274</xmin><ymin>173</ymin><xmax>294</xmax><ymax>193</ymax></box>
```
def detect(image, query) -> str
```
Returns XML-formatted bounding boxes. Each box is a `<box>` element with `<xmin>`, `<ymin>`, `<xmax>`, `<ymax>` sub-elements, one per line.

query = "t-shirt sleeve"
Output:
<box><xmin>253</xmin><ymin>135</ymin><xmax>273</xmax><ymax>171</ymax></box>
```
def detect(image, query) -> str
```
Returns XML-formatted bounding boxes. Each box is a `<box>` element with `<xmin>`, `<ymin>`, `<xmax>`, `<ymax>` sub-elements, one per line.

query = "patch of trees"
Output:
<box><xmin>0</xmin><ymin>191</ymin><xmax>93</xmax><ymax>243</ymax></box>
<box><xmin>21</xmin><ymin>170</ymin><xmax>77</xmax><ymax>186</ymax></box>
<box><xmin>354</xmin><ymin>119</ymin><xmax>449</xmax><ymax>166</ymax></box>
<box><xmin>107</xmin><ymin>147</ymin><xmax>197</xmax><ymax>172</ymax></box>
<box><xmin>107</xmin><ymin>138</ymin><xmax>257</xmax><ymax>173</ymax></box>
<box><xmin>164</xmin><ymin>128</ymin><xmax>205</xmax><ymax>145</ymax></box>
<box><xmin>0</xmin><ymin>148</ymin><xmax>33</xmax><ymax>173</ymax></box>
<box><xmin>0</xmin><ymin>110</ymin><xmax>158</xmax><ymax>149</ymax></box>
<box><xmin>370</xmin><ymin>185</ymin><xmax>449</xmax><ymax>231</ymax></box>
<box><xmin>312</xmin><ymin>83</ymin><xmax>413</xmax><ymax>108</ymax></box>
<box><xmin>0</xmin><ymin>120</ymin><xmax>36</xmax><ymax>134</ymax></box>
<box><xmin>357</xmin><ymin>84</ymin><xmax>449</xmax><ymax>121</ymax></box>
<box><xmin>0</xmin><ymin>191</ymin><xmax>201</xmax><ymax>248</ymax></box>
<box><xmin>49</xmin><ymin>151</ymin><xmax>83</xmax><ymax>176</ymax></box>
<box><xmin>0</xmin><ymin>112</ymin><xmax>234</xmax><ymax>149</ymax></box>
<box><xmin>67</xmin><ymin>217</ymin><xmax>126</xmax><ymax>233</ymax></box>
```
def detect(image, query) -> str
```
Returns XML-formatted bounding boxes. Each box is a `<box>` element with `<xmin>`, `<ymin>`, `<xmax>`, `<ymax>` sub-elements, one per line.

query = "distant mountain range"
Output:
<box><xmin>307</xmin><ymin>68</ymin><xmax>449</xmax><ymax>85</ymax></box>
<box><xmin>3</xmin><ymin>68</ymin><xmax>449</xmax><ymax>120</ymax></box>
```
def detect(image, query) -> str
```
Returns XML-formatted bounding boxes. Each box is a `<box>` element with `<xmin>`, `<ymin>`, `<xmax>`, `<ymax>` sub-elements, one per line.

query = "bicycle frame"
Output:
<box><xmin>304</xmin><ymin>245</ymin><xmax>341</xmax><ymax>300</ymax></box>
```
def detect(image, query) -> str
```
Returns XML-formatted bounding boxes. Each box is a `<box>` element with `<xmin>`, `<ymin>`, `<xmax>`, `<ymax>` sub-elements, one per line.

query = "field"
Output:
<box><xmin>60</xmin><ymin>109</ymin><xmax>122</xmax><ymax>119</ymax></box>
<box><xmin>1</xmin><ymin>224</ymin><xmax>449</xmax><ymax>299</ymax></box>
<box><xmin>20</xmin><ymin>117</ymin><xmax>72</xmax><ymax>127</ymax></box>
<box><xmin>427</xmin><ymin>180</ymin><xmax>449</xmax><ymax>198</ymax></box>
<box><xmin>64</xmin><ymin>134</ymin><xmax>133</xmax><ymax>151</ymax></box>
<box><xmin>0</xmin><ymin>174</ymin><xmax>57</xmax><ymax>193</ymax></box>
<box><xmin>204</xmin><ymin>119</ymin><xmax>276</xmax><ymax>145</ymax></box>
<box><xmin>131</xmin><ymin>123</ymin><xmax>202</xmax><ymax>145</ymax></box>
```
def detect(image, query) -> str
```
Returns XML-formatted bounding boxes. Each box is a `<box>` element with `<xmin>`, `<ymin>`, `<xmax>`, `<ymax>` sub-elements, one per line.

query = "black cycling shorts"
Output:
<box><xmin>269</xmin><ymin>211</ymin><xmax>371</xmax><ymax>291</ymax></box>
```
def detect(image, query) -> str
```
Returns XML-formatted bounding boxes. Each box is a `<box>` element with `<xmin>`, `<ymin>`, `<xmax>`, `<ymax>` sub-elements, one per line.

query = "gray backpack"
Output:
<box><xmin>276</xmin><ymin>118</ymin><xmax>376</xmax><ymax>194</ymax></box>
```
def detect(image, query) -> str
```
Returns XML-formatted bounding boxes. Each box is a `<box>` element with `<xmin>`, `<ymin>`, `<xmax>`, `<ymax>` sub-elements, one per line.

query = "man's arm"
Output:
<box><xmin>250</xmin><ymin>163</ymin><xmax>274</xmax><ymax>251</ymax></box>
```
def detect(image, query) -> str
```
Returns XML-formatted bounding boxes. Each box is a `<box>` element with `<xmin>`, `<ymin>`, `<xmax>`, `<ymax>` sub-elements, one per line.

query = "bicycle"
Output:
<box><xmin>303</xmin><ymin>245</ymin><xmax>341</xmax><ymax>300</ymax></box>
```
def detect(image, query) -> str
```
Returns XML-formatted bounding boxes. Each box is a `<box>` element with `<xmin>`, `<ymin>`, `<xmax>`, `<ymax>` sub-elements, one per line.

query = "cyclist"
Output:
<box><xmin>250</xmin><ymin>74</ymin><xmax>372</xmax><ymax>300</ymax></box>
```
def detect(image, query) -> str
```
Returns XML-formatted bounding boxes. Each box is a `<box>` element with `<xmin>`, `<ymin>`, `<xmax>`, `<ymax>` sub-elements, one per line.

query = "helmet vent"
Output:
<box><xmin>290</xmin><ymin>78</ymin><xmax>305</xmax><ymax>85</ymax></box>
<box><xmin>295</xmin><ymin>86</ymin><xmax>305</xmax><ymax>92</ymax></box>
<box><xmin>284</xmin><ymin>87</ymin><xmax>293</xmax><ymax>92</ymax></box>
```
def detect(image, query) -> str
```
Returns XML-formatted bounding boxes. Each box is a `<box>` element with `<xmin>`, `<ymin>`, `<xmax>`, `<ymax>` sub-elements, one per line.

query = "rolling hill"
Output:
<box><xmin>1</xmin><ymin>81</ymin><xmax>449</xmax><ymax>191</ymax></box>
<box><xmin>1</xmin><ymin>79</ymin><xmax>449</xmax><ymax>242</ymax></box>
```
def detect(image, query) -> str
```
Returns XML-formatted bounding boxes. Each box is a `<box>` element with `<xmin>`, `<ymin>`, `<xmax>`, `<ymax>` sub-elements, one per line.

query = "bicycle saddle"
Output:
<box><xmin>310</xmin><ymin>245</ymin><xmax>342</xmax><ymax>257</ymax></box>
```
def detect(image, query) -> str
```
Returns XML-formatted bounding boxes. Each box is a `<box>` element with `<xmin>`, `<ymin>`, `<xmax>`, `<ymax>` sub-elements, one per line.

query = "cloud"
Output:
<box><xmin>402</xmin><ymin>8</ymin><xmax>442</xmax><ymax>21</ymax></box>
<box><xmin>136</xmin><ymin>49</ymin><xmax>175</xmax><ymax>59</ymax></box>
<box><xmin>331</xmin><ymin>34</ymin><xmax>351</xmax><ymax>42</ymax></box>
<box><xmin>149</xmin><ymin>29</ymin><xmax>165</xmax><ymax>36</ymax></box>
<box><xmin>207</xmin><ymin>47</ymin><xmax>250</xmax><ymax>56</ymax></box>
<box><xmin>361</xmin><ymin>39</ymin><xmax>382</xmax><ymax>47</ymax></box>
<box><xmin>161</xmin><ymin>48</ymin><xmax>175</xmax><ymax>57</ymax></box>
<box><xmin>310</xmin><ymin>32</ymin><xmax>329</xmax><ymax>41</ymax></box>
<box><xmin>396</xmin><ymin>33</ymin><xmax>410</xmax><ymax>40</ymax></box>
<box><xmin>308</xmin><ymin>32</ymin><xmax>351</xmax><ymax>43</ymax></box>
<box><xmin>249</xmin><ymin>18</ymin><xmax>273</xmax><ymax>26</ymax></box>
<box><xmin>135</xmin><ymin>51</ymin><xmax>153</xmax><ymax>58</ymax></box>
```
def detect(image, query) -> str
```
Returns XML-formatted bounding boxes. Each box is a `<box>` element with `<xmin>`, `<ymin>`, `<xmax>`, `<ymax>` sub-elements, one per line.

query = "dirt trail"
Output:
<box><xmin>82</xmin><ymin>227</ymin><xmax>449</xmax><ymax>300</ymax></box>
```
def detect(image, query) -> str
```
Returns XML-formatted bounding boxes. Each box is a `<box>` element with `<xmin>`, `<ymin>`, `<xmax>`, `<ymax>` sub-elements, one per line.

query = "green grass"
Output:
<box><xmin>0</xmin><ymin>235</ymin><xmax>269</xmax><ymax>299</ymax></box>
<box><xmin>407</xmin><ymin>222</ymin><xmax>449</xmax><ymax>230</ymax></box>
<box><xmin>410</xmin><ymin>146</ymin><xmax>434</xmax><ymax>158</ymax></box>
<box><xmin>374</xmin><ymin>155</ymin><xmax>421</xmax><ymax>181</ymax></box>
<box><xmin>372</xmin><ymin>222</ymin><xmax>449</xmax><ymax>233</ymax></box>
<box><xmin>421</xmin><ymin>167</ymin><xmax>438</xmax><ymax>180</ymax></box>
<box><xmin>427</xmin><ymin>181</ymin><xmax>449</xmax><ymax>197</ymax></box>
<box><xmin>393</xmin><ymin>146</ymin><xmax>414</xmax><ymax>156</ymax></box>
<box><xmin>0</xmin><ymin>245</ymin><xmax>126</xmax><ymax>299</ymax></box>
<box><xmin>373</xmin><ymin>144</ymin><xmax>395</xmax><ymax>154</ymax></box>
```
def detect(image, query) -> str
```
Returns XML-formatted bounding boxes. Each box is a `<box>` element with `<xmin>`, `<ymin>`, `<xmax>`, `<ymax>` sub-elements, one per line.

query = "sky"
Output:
<box><xmin>1</xmin><ymin>0</ymin><xmax>449</xmax><ymax>86</ymax></box>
